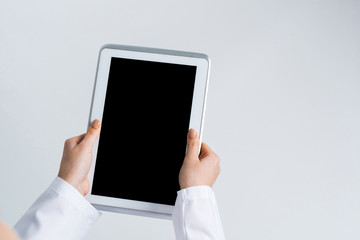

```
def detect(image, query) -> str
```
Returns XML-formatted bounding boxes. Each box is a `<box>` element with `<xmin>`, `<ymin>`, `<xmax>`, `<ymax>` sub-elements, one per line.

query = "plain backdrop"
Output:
<box><xmin>1</xmin><ymin>0</ymin><xmax>359</xmax><ymax>239</ymax></box>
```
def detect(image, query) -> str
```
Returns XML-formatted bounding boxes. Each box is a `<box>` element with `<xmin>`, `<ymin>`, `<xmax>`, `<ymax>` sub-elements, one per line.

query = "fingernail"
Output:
<box><xmin>189</xmin><ymin>129</ymin><xmax>196</xmax><ymax>139</ymax></box>
<box><xmin>91</xmin><ymin>119</ymin><xmax>101</xmax><ymax>128</ymax></box>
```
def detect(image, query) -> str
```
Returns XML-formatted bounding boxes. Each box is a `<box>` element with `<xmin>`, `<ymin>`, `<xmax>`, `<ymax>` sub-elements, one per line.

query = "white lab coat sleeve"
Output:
<box><xmin>14</xmin><ymin>177</ymin><xmax>101</xmax><ymax>240</ymax></box>
<box><xmin>172</xmin><ymin>186</ymin><xmax>225</xmax><ymax>240</ymax></box>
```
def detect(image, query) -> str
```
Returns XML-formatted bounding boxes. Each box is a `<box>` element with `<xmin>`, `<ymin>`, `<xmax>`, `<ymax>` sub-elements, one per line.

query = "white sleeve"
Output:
<box><xmin>14</xmin><ymin>177</ymin><xmax>101</xmax><ymax>240</ymax></box>
<box><xmin>172</xmin><ymin>186</ymin><xmax>225</xmax><ymax>240</ymax></box>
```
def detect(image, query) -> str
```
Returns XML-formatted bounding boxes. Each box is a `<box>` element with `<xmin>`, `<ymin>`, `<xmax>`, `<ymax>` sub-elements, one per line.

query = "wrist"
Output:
<box><xmin>180</xmin><ymin>183</ymin><xmax>212</xmax><ymax>190</ymax></box>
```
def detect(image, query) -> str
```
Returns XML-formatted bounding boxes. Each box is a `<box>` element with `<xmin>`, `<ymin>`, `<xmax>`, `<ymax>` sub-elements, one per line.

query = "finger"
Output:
<box><xmin>65</xmin><ymin>133</ymin><xmax>86</xmax><ymax>149</ymax></box>
<box><xmin>185</xmin><ymin>128</ymin><xmax>200</xmax><ymax>160</ymax></box>
<box><xmin>72</xmin><ymin>133</ymin><xmax>86</xmax><ymax>144</ymax></box>
<box><xmin>199</xmin><ymin>143</ymin><xmax>220</xmax><ymax>167</ymax></box>
<box><xmin>199</xmin><ymin>142</ymin><xmax>215</xmax><ymax>160</ymax></box>
<box><xmin>81</xmin><ymin>119</ymin><xmax>101</xmax><ymax>148</ymax></box>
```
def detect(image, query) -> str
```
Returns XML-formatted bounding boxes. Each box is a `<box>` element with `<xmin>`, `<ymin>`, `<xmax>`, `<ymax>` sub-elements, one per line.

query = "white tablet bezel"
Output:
<box><xmin>86</xmin><ymin>44</ymin><xmax>210</xmax><ymax>219</ymax></box>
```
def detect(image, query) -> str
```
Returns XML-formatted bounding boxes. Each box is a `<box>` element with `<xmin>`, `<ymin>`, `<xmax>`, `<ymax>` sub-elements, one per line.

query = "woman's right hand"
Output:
<box><xmin>179</xmin><ymin>129</ymin><xmax>221</xmax><ymax>189</ymax></box>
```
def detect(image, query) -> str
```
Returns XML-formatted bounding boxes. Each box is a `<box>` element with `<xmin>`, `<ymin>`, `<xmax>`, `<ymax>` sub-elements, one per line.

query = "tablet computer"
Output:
<box><xmin>86</xmin><ymin>44</ymin><xmax>210</xmax><ymax>219</ymax></box>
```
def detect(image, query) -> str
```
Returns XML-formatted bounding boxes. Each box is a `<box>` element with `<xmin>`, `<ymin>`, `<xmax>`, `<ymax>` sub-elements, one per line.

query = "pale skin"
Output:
<box><xmin>0</xmin><ymin>119</ymin><xmax>221</xmax><ymax>238</ymax></box>
<box><xmin>58</xmin><ymin>119</ymin><xmax>102</xmax><ymax>196</ymax></box>
<box><xmin>179</xmin><ymin>128</ymin><xmax>221</xmax><ymax>189</ymax></box>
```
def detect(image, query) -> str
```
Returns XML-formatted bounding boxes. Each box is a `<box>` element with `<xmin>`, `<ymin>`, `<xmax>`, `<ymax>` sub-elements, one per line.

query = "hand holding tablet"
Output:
<box><xmin>58</xmin><ymin>119</ymin><xmax>102</xmax><ymax>196</ymax></box>
<box><xmin>179</xmin><ymin>129</ymin><xmax>221</xmax><ymax>189</ymax></box>
<box><xmin>58</xmin><ymin>122</ymin><xmax>221</xmax><ymax>195</ymax></box>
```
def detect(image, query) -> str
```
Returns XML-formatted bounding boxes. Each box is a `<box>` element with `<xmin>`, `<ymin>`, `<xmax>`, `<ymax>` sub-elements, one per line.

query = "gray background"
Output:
<box><xmin>1</xmin><ymin>0</ymin><xmax>359</xmax><ymax>239</ymax></box>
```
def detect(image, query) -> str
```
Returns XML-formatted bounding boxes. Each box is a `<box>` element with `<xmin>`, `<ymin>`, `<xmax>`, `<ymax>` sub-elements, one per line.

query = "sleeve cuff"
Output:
<box><xmin>177</xmin><ymin>185</ymin><xmax>214</xmax><ymax>201</ymax></box>
<box><xmin>49</xmin><ymin>177</ymin><xmax>101</xmax><ymax>222</ymax></box>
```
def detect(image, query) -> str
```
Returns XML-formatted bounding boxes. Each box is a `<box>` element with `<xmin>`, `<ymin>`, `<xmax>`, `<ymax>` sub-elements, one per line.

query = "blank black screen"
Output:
<box><xmin>91</xmin><ymin>57</ymin><xmax>197</xmax><ymax>206</ymax></box>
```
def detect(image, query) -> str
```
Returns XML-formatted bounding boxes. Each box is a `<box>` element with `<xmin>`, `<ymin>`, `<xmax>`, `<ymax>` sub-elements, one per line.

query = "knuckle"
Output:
<box><xmin>213</xmin><ymin>154</ymin><xmax>221</xmax><ymax>164</ymax></box>
<box><xmin>64</xmin><ymin>138</ymin><xmax>72</xmax><ymax>145</ymax></box>
<box><xmin>87</xmin><ymin>130</ymin><xmax>95</xmax><ymax>137</ymax></box>
<box><xmin>188</xmin><ymin>141</ymin><xmax>199</xmax><ymax>148</ymax></box>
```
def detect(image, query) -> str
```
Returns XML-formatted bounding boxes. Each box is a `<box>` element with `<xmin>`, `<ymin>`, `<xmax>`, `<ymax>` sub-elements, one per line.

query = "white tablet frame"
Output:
<box><xmin>86</xmin><ymin>44</ymin><xmax>210</xmax><ymax>219</ymax></box>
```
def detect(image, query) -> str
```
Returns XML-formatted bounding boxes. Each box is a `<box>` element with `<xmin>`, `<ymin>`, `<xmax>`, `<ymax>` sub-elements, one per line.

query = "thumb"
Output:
<box><xmin>185</xmin><ymin>129</ymin><xmax>200</xmax><ymax>160</ymax></box>
<box><xmin>81</xmin><ymin>119</ymin><xmax>101</xmax><ymax>148</ymax></box>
